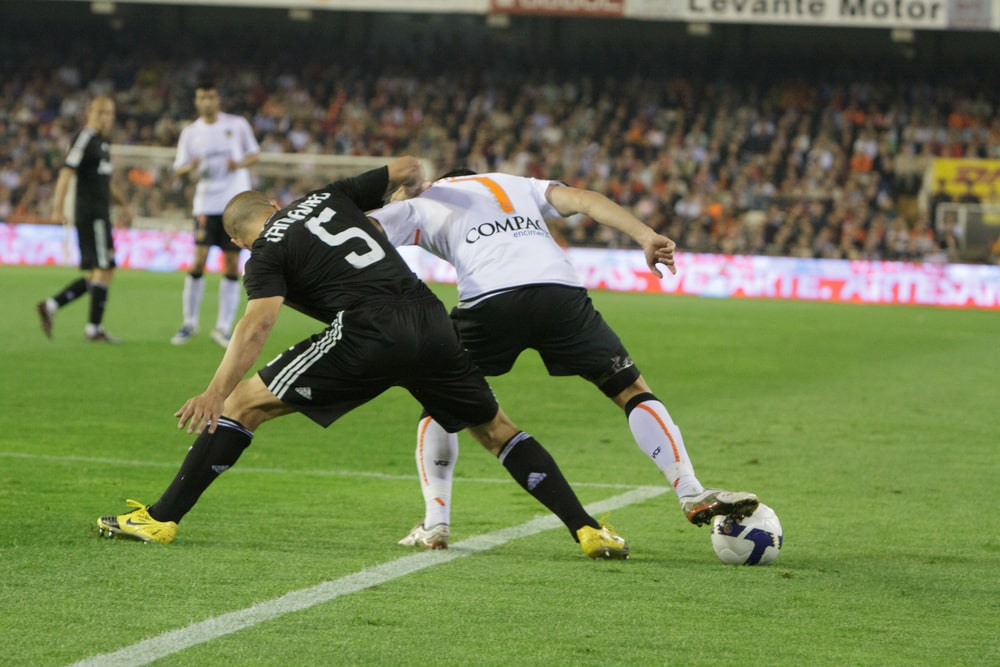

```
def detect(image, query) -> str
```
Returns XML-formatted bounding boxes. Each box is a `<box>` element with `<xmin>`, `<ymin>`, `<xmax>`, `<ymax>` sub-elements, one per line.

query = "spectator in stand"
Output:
<box><xmin>928</xmin><ymin>178</ymin><xmax>953</xmax><ymax>228</ymax></box>
<box><xmin>936</xmin><ymin>210</ymin><xmax>963</xmax><ymax>263</ymax></box>
<box><xmin>958</xmin><ymin>180</ymin><xmax>981</xmax><ymax>204</ymax></box>
<box><xmin>6</xmin><ymin>35</ymin><xmax>1000</xmax><ymax>265</ymax></box>
<box><xmin>909</xmin><ymin>218</ymin><xmax>939</xmax><ymax>259</ymax></box>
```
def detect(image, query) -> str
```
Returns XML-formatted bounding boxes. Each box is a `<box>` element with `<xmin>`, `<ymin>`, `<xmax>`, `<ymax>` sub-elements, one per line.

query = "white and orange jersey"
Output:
<box><xmin>370</xmin><ymin>173</ymin><xmax>582</xmax><ymax>306</ymax></box>
<box><xmin>173</xmin><ymin>112</ymin><xmax>260</xmax><ymax>215</ymax></box>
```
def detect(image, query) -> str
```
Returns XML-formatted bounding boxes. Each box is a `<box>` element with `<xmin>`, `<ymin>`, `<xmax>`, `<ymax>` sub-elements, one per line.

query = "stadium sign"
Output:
<box><xmin>41</xmin><ymin>0</ymin><xmax>994</xmax><ymax>28</ymax></box>
<box><xmin>692</xmin><ymin>0</ymin><xmax>942</xmax><ymax>21</ymax></box>
<box><xmin>4</xmin><ymin>223</ymin><xmax>998</xmax><ymax>309</ymax></box>
<box><xmin>631</xmin><ymin>0</ymin><xmax>950</xmax><ymax>27</ymax></box>
<box><xmin>629</xmin><ymin>0</ymin><xmax>998</xmax><ymax>27</ymax></box>
<box><xmin>931</xmin><ymin>158</ymin><xmax>1000</xmax><ymax>198</ymax></box>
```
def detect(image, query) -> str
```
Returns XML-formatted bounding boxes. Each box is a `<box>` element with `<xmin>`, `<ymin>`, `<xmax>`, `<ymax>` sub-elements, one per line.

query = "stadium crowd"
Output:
<box><xmin>3</xmin><ymin>28</ymin><xmax>999</xmax><ymax>264</ymax></box>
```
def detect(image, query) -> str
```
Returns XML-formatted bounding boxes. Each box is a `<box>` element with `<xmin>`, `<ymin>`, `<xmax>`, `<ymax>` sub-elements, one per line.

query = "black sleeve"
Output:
<box><xmin>243</xmin><ymin>241</ymin><xmax>287</xmax><ymax>301</ymax></box>
<box><xmin>333</xmin><ymin>166</ymin><xmax>390</xmax><ymax>213</ymax></box>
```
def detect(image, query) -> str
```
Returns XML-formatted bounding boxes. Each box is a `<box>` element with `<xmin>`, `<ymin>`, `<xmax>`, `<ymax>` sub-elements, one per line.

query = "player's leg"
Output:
<box><xmin>148</xmin><ymin>375</ymin><xmax>292</xmax><ymax>521</ymax></box>
<box><xmin>612</xmin><ymin>379</ymin><xmax>758</xmax><ymax>525</ymax></box>
<box><xmin>84</xmin><ymin>265</ymin><xmax>119</xmax><ymax>342</ymax></box>
<box><xmin>172</xmin><ymin>227</ymin><xmax>210</xmax><ymax>344</ymax></box>
<box><xmin>97</xmin><ymin>374</ymin><xmax>294</xmax><ymax>542</ymax></box>
<box><xmin>398</xmin><ymin>414</ymin><xmax>457</xmax><ymax>549</ymax></box>
<box><xmin>612</xmin><ymin>377</ymin><xmax>702</xmax><ymax>498</ymax></box>
<box><xmin>464</xmin><ymin>408</ymin><xmax>628</xmax><ymax>559</ymax></box>
<box><xmin>466</xmin><ymin>407</ymin><xmax>592</xmax><ymax>530</ymax></box>
<box><xmin>36</xmin><ymin>216</ymin><xmax>99</xmax><ymax>338</ymax></box>
<box><xmin>398</xmin><ymin>298</ymin><xmax>520</xmax><ymax>547</ymax></box>
<box><xmin>212</xmin><ymin>248</ymin><xmax>242</xmax><ymax>348</ymax></box>
<box><xmin>410</xmin><ymin>295</ymin><xmax>628</xmax><ymax>558</ymax></box>
<box><xmin>527</xmin><ymin>285</ymin><xmax>757</xmax><ymax>526</ymax></box>
<box><xmin>36</xmin><ymin>275</ymin><xmax>88</xmax><ymax>338</ymax></box>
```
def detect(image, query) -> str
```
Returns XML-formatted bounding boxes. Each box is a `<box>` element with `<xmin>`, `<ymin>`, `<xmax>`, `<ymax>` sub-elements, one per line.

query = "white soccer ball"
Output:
<box><xmin>710</xmin><ymin>503</ymin><xmax>783</xmax><ymax>565</ymax></box>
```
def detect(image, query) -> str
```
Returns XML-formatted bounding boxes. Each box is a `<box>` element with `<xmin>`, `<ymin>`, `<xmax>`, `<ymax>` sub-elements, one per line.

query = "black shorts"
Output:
<box><xmin>451</xmin><ymin>284</ymin><xmax>640</xmax><ymax>397</ymax></box>
<box><xmin>194</xmin><ymin>214</ymin><xmax>241</xmax><ymax>252</ymax></box>
<box><xmin>75</xmin><ymin>210</ymin><xmax>116</xmax><ymax>270</ymax></box>
<box><xmin>257</xmin><ymin>295</ymin><xmax>498</xmax><ymax>432</ymax></box>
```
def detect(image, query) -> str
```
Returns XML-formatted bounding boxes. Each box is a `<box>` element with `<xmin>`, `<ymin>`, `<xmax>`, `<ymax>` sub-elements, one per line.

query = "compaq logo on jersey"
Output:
<box><xmin>265</xmin><ymin>192</ymin><xmax>331</xmax><ymax>243</ymax></box>
<box><xmin>465</xmin><ymin>215</ymin><xmax>549</xmax><ymax>243</ymax></box>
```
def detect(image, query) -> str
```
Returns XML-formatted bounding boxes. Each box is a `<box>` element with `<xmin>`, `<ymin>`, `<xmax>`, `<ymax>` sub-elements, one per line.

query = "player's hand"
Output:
<box><xmin>393</xmin><ymin>180</ymin><xmax>430</xmax><ymax>202</ymax></box>
<box><xmin>644</xmin><ymin>234</ymin><xmax>677</xmax><ymax>278</ymax></box>
<box><xmin>51</xmin><ymin>210</ymin><xmax>67</xmax><ymax>225</ymax></box>
<box><xmin>187</xmin><ymin>158</ymin><xmax>202</xmax><ymax>180</ymax></box>
<box><xmin>175</xmin><ymin>389</ymin><xmax>226</xmax><ymax>435</ymax></box>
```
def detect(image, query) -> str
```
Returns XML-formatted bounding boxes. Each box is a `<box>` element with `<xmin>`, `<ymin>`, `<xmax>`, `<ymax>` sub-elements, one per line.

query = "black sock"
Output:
<box><xmin>88</xmin><ymin>283</ymin><xmax>108</xmax><ymax>326</ymax></box>
<box><xmin>53</xmin><ymin>277</ymin><xmax>89</xmax><ymax>308</ymax></box>
<box><xmin>499</xmin><ymin>432</ymin><xmax>599</xmax><ymax>540</ymax></box>
<box><xmin>149</xmin><ymin>418</ymin><xmax>253</xmax><ymax>523</ymax></box>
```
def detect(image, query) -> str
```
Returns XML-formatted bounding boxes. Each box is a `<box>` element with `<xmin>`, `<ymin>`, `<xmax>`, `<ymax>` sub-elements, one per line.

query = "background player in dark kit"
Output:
<box><xmin>37</xmin><ymin>95</ymin><xmax>133</xmax><ymax>343</ymax></box>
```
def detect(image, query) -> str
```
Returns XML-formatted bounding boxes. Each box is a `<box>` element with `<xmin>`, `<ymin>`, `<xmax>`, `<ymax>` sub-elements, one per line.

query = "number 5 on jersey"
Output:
<box><xmin>306</xmin><ymin>208</ymin><xmax>386</xmax><ymax>269</ymax></box>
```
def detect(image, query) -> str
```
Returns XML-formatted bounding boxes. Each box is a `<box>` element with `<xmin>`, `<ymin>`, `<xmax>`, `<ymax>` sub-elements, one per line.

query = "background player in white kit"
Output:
<box><xmin>368</xmin><ymin>170</ymin><xmax>759</xmax><ymax>549</ymax></box>
<box><xmin>171</xmin><ymin>79</ymin><xmax>260</xmax><ymax>348</ymax></box>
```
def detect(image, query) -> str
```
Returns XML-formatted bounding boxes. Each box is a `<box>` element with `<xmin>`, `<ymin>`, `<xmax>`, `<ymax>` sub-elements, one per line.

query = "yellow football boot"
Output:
<box><xmin>97</xmin><ymin>499</ymin><xmax>177</xmax><ymax>544</ymax></box>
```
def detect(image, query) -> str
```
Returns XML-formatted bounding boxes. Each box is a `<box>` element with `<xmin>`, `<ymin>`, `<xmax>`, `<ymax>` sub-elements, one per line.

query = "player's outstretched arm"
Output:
<box><xmin>175</xmin><ymin>295</ymin><xmax>283</xmax><ymax>434</ymax></box>
<box><xmin>546</xmin><ymin>184</ymin><xmax>677</xmax><ymax>277</ymax></box>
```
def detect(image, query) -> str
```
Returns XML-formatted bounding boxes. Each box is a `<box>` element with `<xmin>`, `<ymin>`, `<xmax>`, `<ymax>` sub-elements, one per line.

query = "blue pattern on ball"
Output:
<box><xmin>743</xmin><ymin>527</ymin><xmax>778</xmax><ymax>565</ymax></box>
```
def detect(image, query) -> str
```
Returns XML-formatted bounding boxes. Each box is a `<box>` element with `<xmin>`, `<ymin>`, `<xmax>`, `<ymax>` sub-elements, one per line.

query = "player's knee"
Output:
<box><xmin>223</xmin><ymin>378</ymin><xmax>279</xmax><ymax>430</ymax></box>
<box><xmin>611</xmin><ymin>376</ymin><xmax>653</xmax><ymax>411</ymax></box>
<box><xmin>466</xmin><ymin>408</ymin><xmax>518</xmax><ymax>455</ymax></box>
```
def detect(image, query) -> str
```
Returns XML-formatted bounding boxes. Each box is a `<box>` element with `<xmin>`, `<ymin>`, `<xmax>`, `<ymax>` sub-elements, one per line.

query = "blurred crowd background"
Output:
<box><xmin>4</xmin><ymin>2</ymin><xmax>1000</xmax><ymax>264</ymax></box>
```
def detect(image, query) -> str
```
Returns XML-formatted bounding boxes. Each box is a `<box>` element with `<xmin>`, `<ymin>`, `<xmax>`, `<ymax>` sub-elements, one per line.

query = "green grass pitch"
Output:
<box><xmin>1</xmin><ymin>264</ymin><xmax>998</xmax><ymax>666</ymax></box>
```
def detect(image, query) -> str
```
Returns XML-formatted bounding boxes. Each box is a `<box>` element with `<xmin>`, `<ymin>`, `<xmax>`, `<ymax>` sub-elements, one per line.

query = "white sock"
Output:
<box><xmin>216</xmin><ymin>277</ymin><xmax>241</xmax><ymax>335</ymax></box>
<box><xmin>183</xmin><ymin>274</ymin><xmax>206</xmax><ymax>329</ymax></box>
<box><xmin>415</xmin><ymin>416</ymin><xmax>458</xmax><ymax>527</ymax></box>
<box><xmin>45</xmin><ymin>298</ymin><xmax>58</xmax><ymax>314</ymax></box>
<box><xmin>627</xmin><ymin>397</ymin><xmax>705</xmax><ymax>499</ymax></box>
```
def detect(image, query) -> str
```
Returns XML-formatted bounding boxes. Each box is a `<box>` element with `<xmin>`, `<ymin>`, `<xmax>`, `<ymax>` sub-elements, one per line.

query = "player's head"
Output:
<box><xmin>436</xmin><ymin>168</ymin><xmax>477</xmax><ymax>180</ymax></box>
<box><xmin>194</xmin><ymin>79</ymin><xmax>221</xmax><ymax>120</ymax></box>
<box><xmin>87</xmin><ymin>96</ymin><xmax>116</xmax><ymax>135</ymax></box>
<box><xmin>223</xmin><ymin>190</ymin><xmax>275</xmax><ymax>248</ymax></box>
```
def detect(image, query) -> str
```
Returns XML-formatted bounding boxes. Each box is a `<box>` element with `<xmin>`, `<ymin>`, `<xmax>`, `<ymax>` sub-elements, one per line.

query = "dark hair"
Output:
<box><xmin>195</xmin><ymin>78</ymin><xmax>217</xmax><ymax>92</ymax></box>
<box><xmin>436</xmin><ymin>168</ymin><xmax>477</xmax><ymax>180</ymax></box>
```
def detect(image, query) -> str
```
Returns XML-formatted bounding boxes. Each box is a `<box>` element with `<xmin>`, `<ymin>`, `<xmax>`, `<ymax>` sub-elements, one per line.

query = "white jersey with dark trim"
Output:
<box><xmin>173</xmin><ymin>112</ymin><xmax>260</xmax><ymax>215</ymax></box>
<box><xmin>371</xmin><ymin>173</ymin><xmax>583</xmax><ymax>305</ymax></box>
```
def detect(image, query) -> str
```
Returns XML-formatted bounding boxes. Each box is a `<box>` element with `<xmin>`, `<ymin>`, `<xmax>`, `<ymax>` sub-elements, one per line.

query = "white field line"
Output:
<box><xmin>0</xmin><ymin>450</ymin><xmax>641</xmax><ymax>489</ymax></box>
<box><xmin>68</xmin><ymin>485</ymin><xmax>668</xmax><ymax>667</ymax></box>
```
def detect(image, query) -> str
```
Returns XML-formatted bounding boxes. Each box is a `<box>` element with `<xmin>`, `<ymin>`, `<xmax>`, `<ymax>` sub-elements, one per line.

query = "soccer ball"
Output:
<box><xmin>710</xmin><ymin>503</ymin><xmax>783</xmax><ymax>565</ymax></box>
